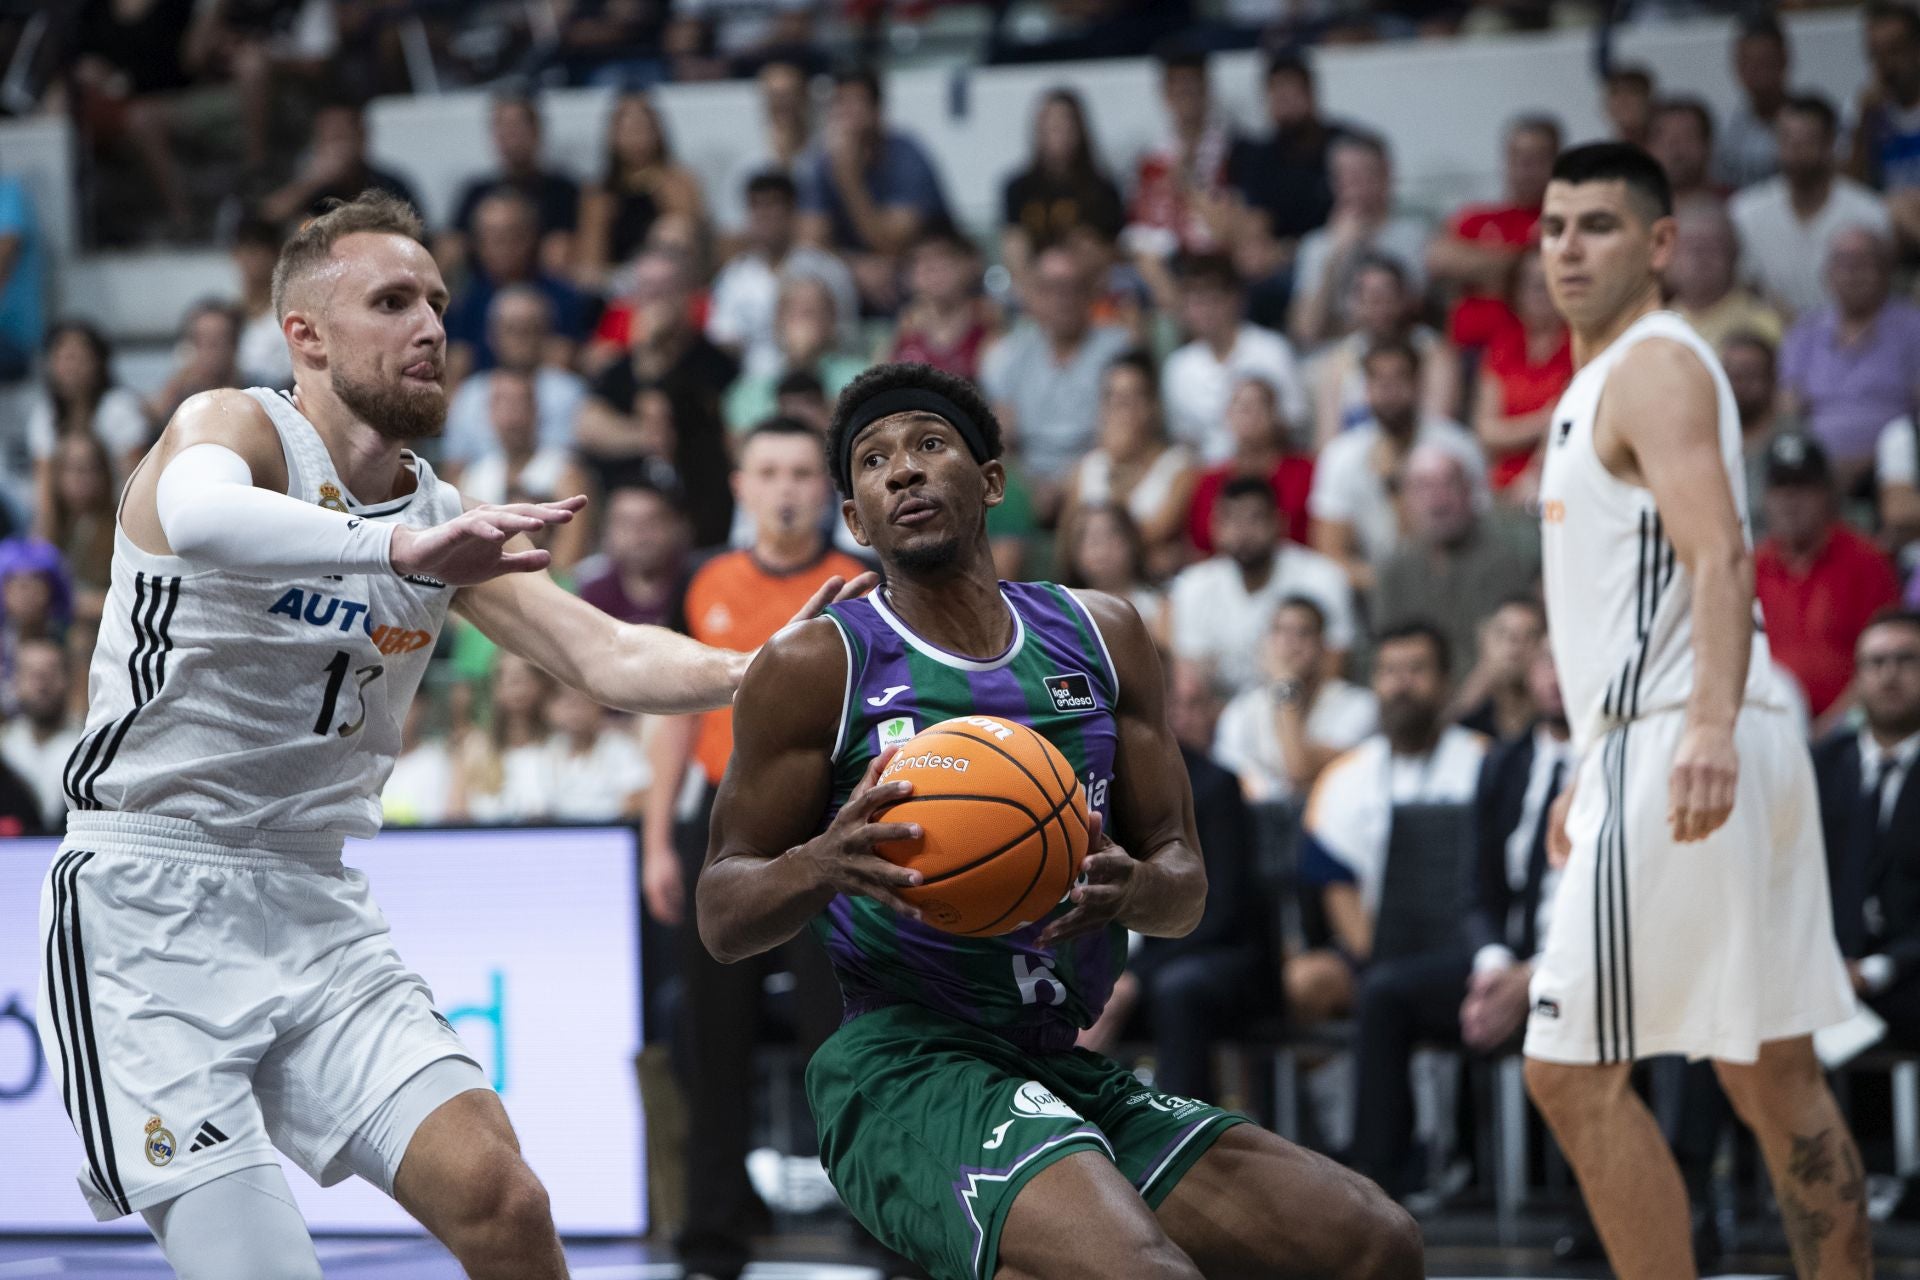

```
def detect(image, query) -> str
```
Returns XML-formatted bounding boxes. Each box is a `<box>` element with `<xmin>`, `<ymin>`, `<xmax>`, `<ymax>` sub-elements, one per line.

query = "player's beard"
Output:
<box><xmin>332</xmin><ymin>365</ymin><xmax>447</xmax><ymax>441</ymax></box>
<box><xmin>893</xmin><ymin>534</ymin><xmax>963</xmax><ymax>573</ymax></box>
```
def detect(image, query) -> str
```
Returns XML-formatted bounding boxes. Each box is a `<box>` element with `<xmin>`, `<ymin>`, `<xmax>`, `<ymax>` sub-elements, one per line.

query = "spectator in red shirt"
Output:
<box><xmin>1756</xmin><ymin>434</ymin><xmax>1903</xmax><ymax>731</ymax></box>
<box><xmin>1472</xmin><ymin>252</ymin><xmax>1573</xmax><ymax>497</ymax></box>
<box><xmin>1428</xmin><ymin>115</ymin><xmax>1562</xmax><ymax>348</ymax></box>
<box><xmin>1188</xmin><ymin>377</ymin><xmax>1314</xmax><ymax>554</ymax></box>
<box><xmin>1122</xmin><ymin>48</ymin><xmax>1236</xmax><ymax>265</ymax></box>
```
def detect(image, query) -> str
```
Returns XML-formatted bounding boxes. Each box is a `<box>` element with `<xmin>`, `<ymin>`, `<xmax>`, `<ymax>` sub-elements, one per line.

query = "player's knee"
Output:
<box><xmin>1339</xmin><ymin>1190</ymin><xmax>1424</xmax><ymax>1280</ymax></box>
<box><xmin>1523</xmin><ymin>1057</ymin><xmax>1611</xmax><ymax>1126</ymax></box>
<box><xmin>1714</xmin><ymin>1039</ymin><xmax>1821</xmax><ymax>1122</ymax></box>
<box><xmin>1133</xmin><ymin>1237</ymin><xmax>1204</xmax><ymax>1280</ymax></box>
<box><xmin>445</xmin><ymin>1161</ymin><xmax>554</xmax><ymax>1247</ymax></box>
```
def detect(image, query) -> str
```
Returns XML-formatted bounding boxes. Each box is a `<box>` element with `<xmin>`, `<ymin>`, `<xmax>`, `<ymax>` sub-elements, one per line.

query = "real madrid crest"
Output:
<box><xmin>317</xmin><ymin>482</ymin><xmax>350</xmax><ymax>514</ymax></box>
<box><xmin>144</xmin><ymin>1115</ymin><xmax>176</xmax><ymax>1167</ymax></box>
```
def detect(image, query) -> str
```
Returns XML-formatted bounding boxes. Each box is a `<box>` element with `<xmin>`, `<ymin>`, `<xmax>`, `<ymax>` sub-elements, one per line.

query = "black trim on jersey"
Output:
<box><xmin>1615</xmin><ymin>725</ymin><xmax>1636</xmax><ymax>1060</ymax></box>
<box><xmin>69</xmin><ymin>573</ymin><xmax>182</xmax><ymax>810</ymax></box>
<box><xmin>1602</xmin><ymin>511</ymin><xmax>1676</xmax><ymax>727</ymax></box>
<box><xmin>50</xmin><ymin>851</ymin><xmax>128</xmax><ymax>1214</ymax></box>
<box><xmin>42</xmin><ymin>852</ymin><xmax>90</xmax><ymax>1200</ymax></box>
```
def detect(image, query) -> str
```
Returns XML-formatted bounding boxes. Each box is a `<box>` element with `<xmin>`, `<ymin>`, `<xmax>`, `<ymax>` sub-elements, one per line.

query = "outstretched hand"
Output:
<box><xmin>391</xmin><ymin>495</ymin><xmax>587</xmax><ymax>586</ymax></box>
<box><xmin>787</xmin><ymin>571</ymin><xmax>881</xmax><ymax>630</ymax></box>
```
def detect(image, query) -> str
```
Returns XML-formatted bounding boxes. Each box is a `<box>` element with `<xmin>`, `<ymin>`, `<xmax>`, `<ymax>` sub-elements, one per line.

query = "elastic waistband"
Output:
<box><xmin>1594</xmin><ymin>696</ymin><xmax>1792</xmax><ymax>743</ymax></box>
<box><xmin>61</xmin><ymin>811</ymin><xmax>346</xmax><ymax>869</ymax></box>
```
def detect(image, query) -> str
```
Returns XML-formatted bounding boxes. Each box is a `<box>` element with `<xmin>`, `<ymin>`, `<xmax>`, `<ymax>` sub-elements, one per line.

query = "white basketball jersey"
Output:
<box><xmin>1539</xmin><ymin>311</ymin><xmax>1777</xmax><ymax>754</ymax></box>
<box><xmin>63</xmin><ymin>388</ymin><xmax>463</xmax><ymax>840</ymax></box>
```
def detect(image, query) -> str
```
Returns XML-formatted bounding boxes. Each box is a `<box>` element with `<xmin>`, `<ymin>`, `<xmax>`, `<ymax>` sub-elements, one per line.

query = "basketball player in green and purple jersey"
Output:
<box><xmin>701</xmin><ymin>363</ymin><xmax>1422</xmax><ymax>1280</ymax></box>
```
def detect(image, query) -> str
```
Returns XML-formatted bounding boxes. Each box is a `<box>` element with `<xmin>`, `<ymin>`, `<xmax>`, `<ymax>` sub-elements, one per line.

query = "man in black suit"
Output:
<box><xmin>1348</xmin><ymin>648</ymin><xmax>1570</xmax><ymax>1195</ymax></box>
<box><xmin>1817</xmin><ymin>609</ymin><xmax>1920</xmax><ymax>1046</ymax></box>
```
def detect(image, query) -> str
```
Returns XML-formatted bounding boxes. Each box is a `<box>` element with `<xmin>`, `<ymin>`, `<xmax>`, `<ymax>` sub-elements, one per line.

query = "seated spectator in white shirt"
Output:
<box><xmin>544</xmin><ymin>685</ymin><xmax>650</xmax><ymax>822</ymax></box>
<box><xmin>1310</xmin><ymin>338</ymin><xmax>1486</xmax><ymax>591</ymax></box>
<box><xmin>442</xmin><ymin>286</ymin><xmax>588</xmax><ymax>469</ymax></box>
<box><xmin>1288</xmin><ymin>623</ymin><xmax>1490</xmax><ymax>1026</ymax></box>
<box><xmin>1169</xmin><ymin>476</ymin><xmax>1357</xmax><ymax>695</ymax></box>
<box><xmin>1162</xmin><ymin>252</ymin><xmax>1308</xmax><ymax>462</ymax></box>
<box><xmin>1288</xmin><ymin>132</ymin><xmax>1431</xmax><ymax>351</ymax></box>
<box><xmin>1214</xmin><ymin>596</ymin><xmax>1379</xmax><ymax>805</ymax></box>
<box><xmin>706</xmin><ymin>171</ymin><xmax>858</xmax><ymax>380</ymax></box>
<box><xmin>455</xmin><ymin>370</ymin><xmax>593</xmax><ymax>572</ymax></box>
<box><xmin>0</xmin><ymin>638</ymin><xmax>79</xmax><ymax>830</ymax></box>
<box><xmin>1729</xmin><ymin>94</ymin><xmax>1891</xmax><ymax>316</ymax></box>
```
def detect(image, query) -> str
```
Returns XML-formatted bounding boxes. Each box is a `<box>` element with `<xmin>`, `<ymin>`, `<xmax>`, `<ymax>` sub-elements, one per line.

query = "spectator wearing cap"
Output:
<box><xmin>1648</xmin><ymin>97</ymin><xmax>1721</xmax><ymax>204</ymax></box>
<box><xmin>443</xmin><ymin>93</ymin><xmax>582</xmax><ymax>281</ymax></box>
<box><xmin>259</xmin><ymin>97</ymin><xmax>421</xmax><ymax>229</ymax></box>
<box><xmin>1717</xmin><ymin>16</ymin><xmax>1790</xmax><ymax>190</ymax></box>
<box><xmin>1666</xmin><ymin>197</ymin><xmax>1783</xmax><ymax>351</ymax></box>
<box><xmin>1310</xmin><ymin>340</ymin><xmax>1485</xmax><ymax>593</ymax></box>
<box><xmin>1169</xmin><ymin>476</ymin><xmax>1357</xmax><ymax>696</ymax></box>
<box><xmin>1372</xmin><ymin>445</ymin><xmax>1539</xmax><ymax>693</ymax></box>
<box><xmin>1162</xmin><ymin>252</ymin><xmax>1308</xmax><ymax>463</ymax></box>
<box><xmin>1730</xmin><ymin>95</ymin><xmax>1891</xmax><ymax>316</ymax></box>
<box><xmin>1287</xmin><ymin>132</ymin><xmax>1431</xmax><ymax>352</ymax></box>
<box><xmin>706</xmin><ymin>171</ymin><xmax>858</xmax><ymax>381</ymax></box>
<box><xmin>1778</xmin><ymin>224</ymin><xmax>1920</xmax><ymax>487</ymax></box>
<box><xmin>1309</xmin><ymin>256</ymin><xmax>1458</xmax><ymax>451</ymax></box>
<box><xmin>443</xmin><ymin>286</ymin><xmax>590</xmax><ymax>472</ymax></box>
<box><xmin>1756</xmin><ymin>434</ymin><xmax>1903</xmax><ymax>731</ymax></box>
<box><xmin>1428</xmin><ymin>115</ymin><xmax>1561</xmax><ymax>348</ymax></box>
<box><xmin>796</xmin><ymin>68</ymin><xmax>953</xmax><ymax>313</ymax></box>
<box><xmin>1721</xmin><ymin>332</ymin><xmax>1788</xmax><ymax>540</ymax></box>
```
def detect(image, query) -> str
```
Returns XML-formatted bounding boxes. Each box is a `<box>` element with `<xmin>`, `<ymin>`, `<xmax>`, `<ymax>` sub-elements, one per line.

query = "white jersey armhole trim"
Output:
<box><xmin>1064</xmin><ymin>587</ymin><xmax>1122</xmax><ymax>705</ymax></box>
<box><xmin>825</xmin><ymin>612</ymin><xmax>855</xmax><ymax>762</ymax></box>
<box><xmin>1579</xmin><ymin>323</ymin><xmax>1722</xmax><ymax>502</ymax></box>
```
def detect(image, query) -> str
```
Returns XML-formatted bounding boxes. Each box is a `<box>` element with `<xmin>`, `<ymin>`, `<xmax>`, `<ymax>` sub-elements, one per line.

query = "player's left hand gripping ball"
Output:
<box><xmin>1038</xmin><ymin>813</ymin><xmax>1134</xmax><ymax>947</ymax></box>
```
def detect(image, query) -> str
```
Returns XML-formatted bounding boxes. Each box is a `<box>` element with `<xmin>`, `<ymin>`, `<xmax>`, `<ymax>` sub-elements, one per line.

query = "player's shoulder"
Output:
<box><xmin>1055</xmin><ymin>585</ymin><xmax>1149</xmax><ymax>651</ymax></box>
<box><xmin>159</xmin><ymin>387</ymin><xmax>286</xmax><ymax>473</ymax></box>
<box><xmin>736</xmin><ymin>614</ymin><xmax>851</xmax><ymax>741</ymax></box>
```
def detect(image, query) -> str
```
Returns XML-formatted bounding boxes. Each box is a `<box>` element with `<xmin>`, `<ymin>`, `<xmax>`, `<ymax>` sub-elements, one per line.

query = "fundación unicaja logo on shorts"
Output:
<box><xmin>878</xmin><ymin>716</ymin><xmax>915</xmax><ymax>750</ymax></box>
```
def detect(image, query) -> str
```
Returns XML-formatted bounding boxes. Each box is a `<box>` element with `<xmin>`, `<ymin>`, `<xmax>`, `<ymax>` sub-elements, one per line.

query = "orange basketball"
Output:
<box><xmin>871</xmin><ymin>715</ymin><xmax>1092</xmax><ymax>937</ymax></box>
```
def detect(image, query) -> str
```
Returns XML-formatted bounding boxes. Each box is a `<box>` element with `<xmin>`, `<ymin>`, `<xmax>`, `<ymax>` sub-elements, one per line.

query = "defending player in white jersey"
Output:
<box><xmin>35</xmin><ymin>191</ymin><xmax>870</xmax><ymax>1280</ymax></box>
<box><xmin>1521</xmin><ymin>144</ymin><xmax>1865</xmax><ymax>1277</ymax></box>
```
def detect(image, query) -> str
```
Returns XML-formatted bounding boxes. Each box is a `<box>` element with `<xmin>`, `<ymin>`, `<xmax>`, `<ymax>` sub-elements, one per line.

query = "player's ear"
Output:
<box><xmin>283</xmin><ymin>307</ymin><xmax>324</xmax><ymax>368</ymax></box>
<box><xmin>981</xmin><ymin>459</ymin><xmax>1007</xmax><ymax>510</ymax></box>
<box><xmin>1647</xmin><ymin>212</ymin><xmax>1678</xmax><ymax>276</ymax></box>
<box><xmin>842</xmin><ymin>495</ymin><xmax>872</xmax><ymax>549</ymax></box>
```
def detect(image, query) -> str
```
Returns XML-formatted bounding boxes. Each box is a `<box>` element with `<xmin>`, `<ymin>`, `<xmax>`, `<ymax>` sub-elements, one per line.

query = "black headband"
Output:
<box><xmin>836</xmin><ymin>388</ymin><xmax>991</xmax><ymax>492</ymax></box>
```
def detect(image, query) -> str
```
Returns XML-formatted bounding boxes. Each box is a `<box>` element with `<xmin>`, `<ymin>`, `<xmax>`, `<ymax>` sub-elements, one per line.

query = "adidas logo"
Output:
<box><xmin>187</xmin><ymin>1121</ymin><xmax>230</xmax><ymax>1153</ymax></box>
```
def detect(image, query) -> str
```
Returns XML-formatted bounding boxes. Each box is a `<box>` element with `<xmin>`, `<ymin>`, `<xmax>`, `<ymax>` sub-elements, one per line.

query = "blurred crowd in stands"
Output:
<box><xmin>4</xmin><ymin>0</ymin><xmax>1920</xmax><ymax>1269</ymax></box>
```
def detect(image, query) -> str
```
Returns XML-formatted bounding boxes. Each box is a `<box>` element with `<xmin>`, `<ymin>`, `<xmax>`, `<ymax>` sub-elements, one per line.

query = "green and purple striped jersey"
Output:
<box><xmin>813</xmin><ymin>581</ymin><xmax>1123</xmax><ymax>1052</ymax></box>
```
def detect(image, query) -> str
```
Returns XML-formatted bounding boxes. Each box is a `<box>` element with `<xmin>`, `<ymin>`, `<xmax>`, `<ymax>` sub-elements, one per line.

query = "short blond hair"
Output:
<box><xmin>271</xmin><ymin>189</ymin><xmax>428</xmax><ymax>321</ymax></box>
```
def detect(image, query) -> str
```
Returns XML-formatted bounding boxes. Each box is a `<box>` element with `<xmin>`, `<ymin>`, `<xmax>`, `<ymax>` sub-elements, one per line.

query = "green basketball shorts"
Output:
<box><xmin>805</xmin><ymin>1003</ymin><xmax>1248</xmax><ymax>1280</ymax></box>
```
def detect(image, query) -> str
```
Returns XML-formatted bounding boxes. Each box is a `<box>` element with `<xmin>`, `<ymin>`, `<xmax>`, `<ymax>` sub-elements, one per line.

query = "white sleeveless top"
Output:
<box><xmin>63</xmin><ymin>388</ymin><xmax>464</xmax><ymax>846</ymax></box>
<box><xmin>1539</xmin><ymin>311</ymin><xmax>1777</xmax><ymax>754</ymax></box>
<box><xmin>1074</xmin><ymin>444</ymin><xmax>1194</xmax><ymax>526</ymax></box>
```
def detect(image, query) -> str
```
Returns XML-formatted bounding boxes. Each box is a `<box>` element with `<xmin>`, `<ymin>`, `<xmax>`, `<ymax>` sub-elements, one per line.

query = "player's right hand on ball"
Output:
<box><xmin>795</xmin><ymin>748</ymin><xmax>926</xmax><ymax>920</ymax></box>
<box><xmin>391</xmin><ymin>495</ymin><xmax>588</xmax><ymax>586</ymax></box>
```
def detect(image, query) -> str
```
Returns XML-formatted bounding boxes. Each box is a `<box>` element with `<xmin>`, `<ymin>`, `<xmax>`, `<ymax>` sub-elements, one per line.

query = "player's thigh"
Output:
<box><xmin>1154</xmin><ymin>1125</ymin><xmax>1423</xmax><ymax>1277</ymax></box>
<box><xmin>996</xmin><ymin>1150</ymin><xmax>1198</xmax><ymax>1280</ymax></box>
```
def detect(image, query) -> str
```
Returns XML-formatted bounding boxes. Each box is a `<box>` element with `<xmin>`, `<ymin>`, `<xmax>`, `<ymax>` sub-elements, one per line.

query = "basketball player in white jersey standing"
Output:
<box><xmin>1522</xmin><ymin>143</ymin><xmax>1866</xmax><ymax>1277</ymax></box>
<box><xmin>35</xmin><ymin>191</ymin><xmax>868</xmax><ymax>1280</ymax></box>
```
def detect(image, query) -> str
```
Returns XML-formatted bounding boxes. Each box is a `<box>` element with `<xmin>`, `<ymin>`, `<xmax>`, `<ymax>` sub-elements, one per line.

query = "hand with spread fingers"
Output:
<box><xmin>793</xmin><ymin>747</ymin><xmax>927</xmax><ymax>920</ymax></box>
<box><xmin>1667</xmin><ymin>720</ymin><xmax>1738</xmax><ymax>844</ymax></box>
<box><xmin>1038</xmin><ymin>812</ymin><xmax>1137</xmax><ymax>948</ymax></box>
<box><xmin>391</xmin><ymin>495</ymin><xmax>588</xmax><ymax>585</ymax></box>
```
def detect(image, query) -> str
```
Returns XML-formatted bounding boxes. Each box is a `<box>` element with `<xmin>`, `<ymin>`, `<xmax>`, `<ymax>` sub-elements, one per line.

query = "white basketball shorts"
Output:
<box><xmin>1525</xmin><ymin>704</ymin><xmax>1854</xmax><ymax>1066</ymax></box>
<box><xmin>36</xmin><ymin>812</ymin><xmax>480</xmax><ymax>1220</ymax></box>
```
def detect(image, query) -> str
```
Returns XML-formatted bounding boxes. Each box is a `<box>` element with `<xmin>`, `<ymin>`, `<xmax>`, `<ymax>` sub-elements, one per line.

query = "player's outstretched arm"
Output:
<box><xmin>458</xmin><ymin>553</ymin><xmax>876</xmax><ymax>715</ymax></box>
<box><xmin>699</xmin><ymin>618</ymin><xmax>926</xmax><ymax>964</ymax></box>
<box><xmin>1039</xmin><ymin>591</ymin><xmax>1206</xmax><ymax>947</ymax></box>
<box><xmin>1603</xmin><ymin>338</ymin><xmax>1751</xmax><ymax>843</ymax></box>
